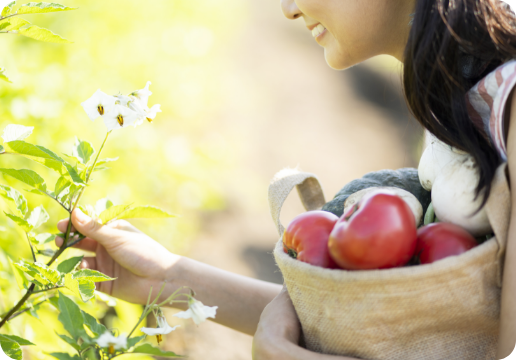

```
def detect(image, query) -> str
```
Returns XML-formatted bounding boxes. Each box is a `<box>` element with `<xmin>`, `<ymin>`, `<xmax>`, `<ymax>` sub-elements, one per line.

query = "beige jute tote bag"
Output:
<box><xmin>269</xmin><ymin>164</ymin><xmax>511</xmax><ymax>360</ymax></box>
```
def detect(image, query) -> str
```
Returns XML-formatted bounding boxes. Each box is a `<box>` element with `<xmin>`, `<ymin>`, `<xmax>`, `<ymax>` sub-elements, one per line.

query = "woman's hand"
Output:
<box><xmin>56</xmin><ymin>209</ymin><xmax>181</xmax><ymax>305</ymax></box>
<box><xmin>56</xmin><ymin>208</ymin><xmax>282</xmax><ymax>335</ymax></box>
<box><xmin>253</xmin><ymin>286</ymin><xmax>360</xmax><ymax>360</ymax></box>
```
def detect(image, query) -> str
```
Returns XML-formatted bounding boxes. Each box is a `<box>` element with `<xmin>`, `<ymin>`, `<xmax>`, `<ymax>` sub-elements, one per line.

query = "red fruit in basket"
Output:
<box><xmin>416</xmin><ymin>223</ymin><xmax>478</xmax><ymax>264</ymax></box>
<box><xmin>328</xmin><ymin>191</ymin><xmax>417</xmax><ymax>270</ymax></box>
<box><xmin>283</xmin><ymin>211</ymin><xmax>339</xmax><ymax>268</ymax></box>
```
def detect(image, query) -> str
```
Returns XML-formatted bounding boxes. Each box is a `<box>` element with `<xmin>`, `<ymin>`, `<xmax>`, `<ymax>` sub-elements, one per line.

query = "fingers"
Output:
<box><xmin>80</xmin><ymin>256</ymin><xmax>97</xmax><ymax>271</ymax></box>
<box><xmin>57</xmin><ymin>219</ymin><xmax>75</xmax><ymax>233</ymax></box>
<box><xmin>55</xmin><ymin>236</ymin><xmax>98</xmax><ymax>252</ymax></box>
<box><xmin>70</xmin><ymin>209</ymin><xmax>125</xmax><ymax>248</ymax></box>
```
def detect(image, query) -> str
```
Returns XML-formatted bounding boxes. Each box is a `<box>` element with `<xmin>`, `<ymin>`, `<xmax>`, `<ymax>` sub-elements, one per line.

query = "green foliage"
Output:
<box><xmin>5</xmin><ymin>212</ymin><xmax>32</xmax><ymax>231</ymax></box>
<box><xmin>18</xmin><ymin>24</ymin><xmax>71</xmax><ymax>43</ymax></box>
<box><xmin>1</xmin><ymin>124</ymin><xmax>33</xmax><ymax>142</ymax></box>
<box><xmin>16</xmin><ymin>2</ymin><xmax>77</xmax><ymax>15</ymax></box>
<box><xmin>127</xmin><ymin>335</ymin><xmax>146</xmax><ymax>348</ymax></box>
<box><xmin>0</xmin><ymin>67</ymin><xmax>10</xmax><ymax>82</ymax></box>
<box><xmin>99</xmin><ymin>204</ymin><xmax>176</xmax><ymax>224</ymax></box>
<box><xmin>132</xmin><ymin>344</ymin><xmax>182</xmax><ymax>357</ymax></box>
<box><xmin>73</xmin><ymin>269</ymin><xmax>115</xmax><ymax>283</ymax></box>
<box><xmin>81</xmin><ymin>310</ymin><xmax>106</xmax><ymax>337</ymax></box>
<box><xmin>14</xmin><ymin>259</ymin><xmax>60</xmax><ymax>286</ymax></box>
<box><xmin>57</xmin><ymin>292</ymin><xmax>84</xmax><ymax>340</ymax></box>
<box><xmin>0</xmin><ymin>184</ymin><xmax>28</xmax><ymax>216</ymax></box>
<box><xmin>3</xmin><ymin>141</ymin><xmax>84</xmax><ymax>185</ymax></box>
<box><xmin>49</xmin><ymin>352</ymin><xmax>81</xmax><ymax>360</ymax></box>
<box><xmin>72</xmin><ymin>139</ymin><xmax>94</xmax><ymax>165</ymax></box>
<box><xmin>1</xmin><ymin>17</ymin><xmax>30</xmax><ymax>31</ymax></box>
<box><xmin>0</xmin><ymin>333</ymin><xmax>35</xmax><ymax>359</ymax></box>
<box><xmin>0</xmin><ymin>168</ymin><xmax>46</xmax><ymax>191</ymax></box>
<box><xmin>57</xmin><ymin>255</ymin><xmax>83</xmax><ymax>273</ymax></box>
<box><xmin>1</xmin><ymin>1</ymin><xmax>15</xmax><ymax>17</ymax></box>
<box><xmin>27</xmin><ymin>204</ymin><xmax>49</xmax><ymax>229</ymax></box>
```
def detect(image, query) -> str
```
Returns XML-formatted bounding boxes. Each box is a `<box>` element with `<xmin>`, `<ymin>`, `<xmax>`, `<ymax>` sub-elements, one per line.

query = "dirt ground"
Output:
<box><xmin>160</xmin><ymin>1</ymin><xmax>423</xmax><ymax>359</ymax></box>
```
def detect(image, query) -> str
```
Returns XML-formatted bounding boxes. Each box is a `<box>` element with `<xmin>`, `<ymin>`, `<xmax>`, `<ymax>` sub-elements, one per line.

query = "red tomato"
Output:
<box><xmin>416</xmin><ymin>223</ymin><xmax>478</xmax><ymax>264</ymax></box>
<box><xmin>283</xmin><ymin>211</ymin><xmax>339</xmax><ymax>268</ymax></box>
<box><xmin>328</xmin><ymin>191</ymin><xmax>417</xmax><ymax>270</ymax></box>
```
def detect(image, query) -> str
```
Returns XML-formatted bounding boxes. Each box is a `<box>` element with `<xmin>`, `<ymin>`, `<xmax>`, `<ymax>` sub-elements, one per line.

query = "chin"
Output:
<box><xmin>324</xmin><ymin>48</ymin><xmax>363</xmax><ymax>71</ymax></box>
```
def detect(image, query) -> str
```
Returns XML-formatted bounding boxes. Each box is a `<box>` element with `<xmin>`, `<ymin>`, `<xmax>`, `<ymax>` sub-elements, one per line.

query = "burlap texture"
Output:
<box><xmin>269</xmin><ymin>164</ymin><xmax>511</xmax><ymax>360</ymax></box>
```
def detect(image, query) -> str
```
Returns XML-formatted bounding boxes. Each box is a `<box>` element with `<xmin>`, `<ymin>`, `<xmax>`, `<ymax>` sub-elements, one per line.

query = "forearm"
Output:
<box><xmin>279</xmin><ymin>343</ymin><xmax>360</xmax><ymax>360</ymax></box>
<box><xmin>497</xmin><ymin>214</ymin><xmax>516</xmax><ymax>358</ymax></box>
<box><xmin>162</xmin><ymin>256</ymin><xmax>282</xmax><ymax>335</ymax></box>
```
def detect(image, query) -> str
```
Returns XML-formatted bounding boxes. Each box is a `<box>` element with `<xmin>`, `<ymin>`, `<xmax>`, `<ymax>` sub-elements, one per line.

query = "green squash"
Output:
<box><xmin>321</xmin><ymin>168</ymin><xmax>431</xmax><ymax>217</ymax></box>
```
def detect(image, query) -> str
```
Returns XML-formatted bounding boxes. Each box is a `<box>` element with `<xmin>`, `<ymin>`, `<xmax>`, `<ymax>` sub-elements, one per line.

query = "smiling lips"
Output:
<box><xmin>311</xmin><ymin>24</ymin><xmax>326</xmax><ymax>38</ymax></box>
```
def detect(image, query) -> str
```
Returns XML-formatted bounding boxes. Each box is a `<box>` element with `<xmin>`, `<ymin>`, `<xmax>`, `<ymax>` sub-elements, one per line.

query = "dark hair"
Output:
<box><xmin>403</xmin><ymin>0</ymin><xmax>516</xmax><ymax>206</ymax></box>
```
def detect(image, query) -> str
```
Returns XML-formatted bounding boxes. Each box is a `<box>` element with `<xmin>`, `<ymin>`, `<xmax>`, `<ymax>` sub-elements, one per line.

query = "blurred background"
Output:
<box><xmin>0</xmin><ymin>0</ymin><xmax>423</xmax><ymax>359</ymax></box>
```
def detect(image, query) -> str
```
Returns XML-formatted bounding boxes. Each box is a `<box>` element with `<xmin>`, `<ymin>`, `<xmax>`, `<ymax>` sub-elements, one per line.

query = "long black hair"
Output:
<box><xmin>403</xmin><ymin>0</ymin><xmax>516</xmax><ymax>206</ymax></box>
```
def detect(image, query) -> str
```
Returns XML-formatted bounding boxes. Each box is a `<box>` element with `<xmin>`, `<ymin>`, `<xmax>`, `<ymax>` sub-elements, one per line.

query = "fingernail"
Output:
<box><xmin>75</xmin><ymin>209</ymin><xmax>90</xmax><ymax>224</ymax></box>
<box><xmin>55</xmin><ymin>237</ymin><xmax>63</xmax><ymax>247</ymax></box>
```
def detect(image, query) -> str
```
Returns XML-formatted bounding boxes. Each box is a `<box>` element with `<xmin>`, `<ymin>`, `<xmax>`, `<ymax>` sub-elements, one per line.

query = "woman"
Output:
<box><xmin>56</xmin><ymin>0</ymin><xmax>516</xmax><ymax>358</ymax></box>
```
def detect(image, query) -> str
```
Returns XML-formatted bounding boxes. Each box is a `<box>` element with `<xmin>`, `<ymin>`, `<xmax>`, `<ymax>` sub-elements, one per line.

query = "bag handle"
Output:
<box><xmin>268</xmin><ymin>168</ymin><xmax>326</xmax><ymax>236</ymax></box>
<box><xmin>486</xmin><ymin>162</ymin><xmax>511</xmax><ymax>257</ymax></box>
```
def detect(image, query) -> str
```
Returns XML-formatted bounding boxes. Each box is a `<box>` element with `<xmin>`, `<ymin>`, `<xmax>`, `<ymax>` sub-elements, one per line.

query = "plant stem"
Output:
<box><xmin>72</xmin><ymin>131</ymin><xmax>110</xmax><ymax>212</ymax></box>
<box><xmin>25</xmin><ymin>232</ymin><xmax>36</xmax><ymax>262</ymax></box>
<box><xmin>0</xmin><ymin>283</ymin><xmax>35</xmax><ymax>328</ymax></box>
<box><xmin>127</xmin><ymin>283</ymin><xmax>167</xmax><ymax>338</ymax></box>
<box><xmin>31</xmin><ymin>286</ymin><xmax>63</xmax><ymax>295</ymax></box>
<box><xmin>0</xmin><ymin>296</ymin><xmax>54</xmax><ymax>322</ymax></box>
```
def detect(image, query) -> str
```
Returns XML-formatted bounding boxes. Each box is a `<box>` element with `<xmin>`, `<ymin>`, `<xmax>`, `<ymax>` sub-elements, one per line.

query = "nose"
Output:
<box><xmin>280</xmin><ymin>0</ymin><xmax>302</xmax><ymax>20</ymax></box>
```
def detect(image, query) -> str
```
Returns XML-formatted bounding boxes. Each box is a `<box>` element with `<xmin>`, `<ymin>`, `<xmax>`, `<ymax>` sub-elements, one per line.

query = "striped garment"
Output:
<box><xmin>466</xmin><ymin>60</ymin><xmax>516</xmax><ymax>161</ymax></box>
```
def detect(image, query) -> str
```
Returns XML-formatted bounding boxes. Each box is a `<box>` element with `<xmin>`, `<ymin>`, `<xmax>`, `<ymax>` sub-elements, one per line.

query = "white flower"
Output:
<box><xmin>114</xmin><ymin>94</ymin><xmax>132</xmax><ymax>107</ymax></box>
<box><xmin>173</xmin><ymin>299</ymin><xmax>217</xmax><ymax>325</ymax></box>
<box><xmin>102</xmin><ymin>104</ymin><xmax>138</xmax><ymax>131</ymax></box>
<box><xmin>131</xmin><ymin>81</ymin><xmax>152</xmax><ymax>108</ymax></box>
<box><xmin>95</xmin><ymin>331</ymin><xmax>127</xmax><ymax>352</ymax></box>
<box><xmin>140</xmin><ymin>313</ymin><xmax>179</xmax><ymax>336</ymax></box>
<box><xmin>81</xmin><ymin>89</ymin><xmax>117</xmax><ymax>121</ymax></box>
<box><xmin>145</xmin><ymin>104</ymin><xmax>162</xmax><ymax>123</ymax></box>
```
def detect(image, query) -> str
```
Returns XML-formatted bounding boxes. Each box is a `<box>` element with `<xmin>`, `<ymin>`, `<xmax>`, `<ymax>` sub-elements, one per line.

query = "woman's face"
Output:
<box><xmin>280</xmin><ymin>0</ymin><xmax>415</xmax><ymax>69</ymax></box>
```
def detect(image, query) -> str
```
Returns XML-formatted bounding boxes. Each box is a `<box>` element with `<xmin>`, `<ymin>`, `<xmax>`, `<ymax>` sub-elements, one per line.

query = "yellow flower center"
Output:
<box><xmin>108</xmin><ymin>345</ymin><xmax>115</xmax><ymax>354</ymax></box>
<box><xmin>146</xmin><ymin>117</ymin><xmax>153</xmax><ymax>123</ymax></box>
<box><xmin>117</xmin><ymin>115</ymin><xmax>124</xmax><ymax>126</ymax></box>
<box><xmin>97</xmin><ymin>105</ymin><xmax>104</xmax><ymax>115</ymax></box>
<box><xmin>156</xmin><ymin>334</ymin><xmax>162</xmax><ymax>344</ymax></box>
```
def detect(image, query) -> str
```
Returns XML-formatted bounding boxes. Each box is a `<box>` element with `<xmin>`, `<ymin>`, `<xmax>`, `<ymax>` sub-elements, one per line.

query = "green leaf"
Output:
<box><xmin>0</xmin><ymin>334</ymin><xmax>34</xmax><ymax>346</ymax></box>
<box><xmin>16</xmin><ymin>2</ymin><xmax>77</xmax><ymax>14</ymax></box>
<box><xmin>2</xmin><ymin>17</ymin><xmax>30</xmax><ymax>31</ymax></box>
<box><xmin>95</xmin><ymin>157</ymin><xmax>118</xmax><ymax>167</ymax></box>
<box><xmin>14</xmin><ymin>260</ymin><xmax>60</xmax><ymax>285</ymax></box>
<box><xmin>0</xmin><ymin>184</ymin><xmax>28</xmax><ymax>217</ymax></box>
<box><xmin>63</xmin><ymin>273</ymin><xmax>95</xmax><ymax>302</ymax></box>
<box><xmin>57</xmin><ymin>255</ymin><xmax>83</xmax><ymax>274</ymax></box>
<box><xmin>81</xmin><ymin>311</ymin><xmax>106</xmax><ymax>337</ymax></box>
<box><xmin>0</xmin><ymin>168</ymin><xmax>46</xmax><ymax>191</ymax></box>
<box><xmin>72</xmin><ymin>138</ymin><xmax>94</xmax><ymax>165</ymax></box>
<box><xmin>49</xmin><ymin>352</ymin><xmax>81</xmax><ymax>360</ymax></box>
<box><xmin>27</xmin><ymin>205</ymin><xmax>49</xmax><ymax>229</ymax></box>
<box><xmin>34</xmin><ymin>232</ymin><xmax>55</xmax><ymax>245</ymax></box>
<box><xmin>56</xmin><ymin>334</ymin><xmax>80</xmax><ymax>351</ymax></box>
<box><xmin>117</xmin><ymin>205</ymin><xmax>178</xmax><ymax>220</ymax></box>
<box><xmin>8</xmin><ymin>257</ymin><xmax>29</xmax><ymax>290</ymax></box>
<box><xmin>0</xmin><ymin>21</ymin><xmax>9</xmax><ymax>30</ymax></box>
<box><xmin>0</xmin><ymin>338</ymin><xmax>22</xmax><ymax>360</ymax></box>
<box><xmin>57</xmin><ymin>292</ymin><xmax>85</xmax><ymax>340</ymax></box>
<box><xmin>73</xmin><ymin>269</ymin><xmax>115</xmax><ymax>283</ymax></box>
<box><xmin>5</xmin><ymin>212</ymin><xmax>32</xmax><ymax>232</ymax></box>
<box><xmin>127</xmin><ymin>335</ymin><xmax>146</xmax><ymax>348</ymax></box>
<box><xmin>131</xmin><ymin>344</ymin><xmax>181</xmax><ymax>357</ymax></box>
<box><xmin>2</xmin><ymin>124</ymin><xmax>34</xmax><ymax>142</ymax></box>
<box><xmin>94</xmin><ymin>198</ymin><xmax>112</xmax><ymax>214</ymax></box>
<box><xmin>4</xmin><ymin>141</ymin><xmax>85</xmax><ymax>185</ymax></box>
<box><xmin>1</xmin><ymin>1</ymin><xmax>16</xmax><ymax>17</ymax></box>
<box><xmin>0</xmin><ymin>68</ymin><xmax>11</xmax><ymax>83</ymax></box>
<box><xmin>98</xmin><ymin>204</ymin><xmax>131</xmax><ymax>224</ymax></box>
<box><xmin>54</xmin><ymin>176</ymin><xmax>71</xmax><ymax>198</ymax></box>
<box><xmin>19</xmin><ymin>25</ymin><xmax>71</xmax><ymax>43</ymax></box>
